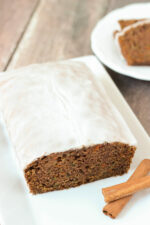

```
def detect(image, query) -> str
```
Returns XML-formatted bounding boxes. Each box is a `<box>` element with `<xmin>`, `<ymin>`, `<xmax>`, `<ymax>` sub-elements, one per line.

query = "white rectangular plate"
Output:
<box><xmin>0</xmin><ymin>56</ymin><xmax>150</xmax><ymax>225</ymax></box>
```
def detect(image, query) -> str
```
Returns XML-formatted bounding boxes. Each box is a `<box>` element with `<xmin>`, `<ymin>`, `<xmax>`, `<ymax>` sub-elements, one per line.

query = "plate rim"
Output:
<box><xmin>91</xmin><ymin>2</ymin><xmax>150</xmax><ymax>81</ymax></box>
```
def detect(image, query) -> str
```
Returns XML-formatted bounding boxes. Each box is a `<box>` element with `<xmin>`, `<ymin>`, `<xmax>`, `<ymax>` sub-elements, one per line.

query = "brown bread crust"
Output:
<box><xmin>118</xmin><ymin>19</ymin><xmax>145</xmax><ymax>29</ymax></box>
<box><xmin>113</xmin><ymin>19</ymin><xmax>145</xmax><ymax>37</ymax></box>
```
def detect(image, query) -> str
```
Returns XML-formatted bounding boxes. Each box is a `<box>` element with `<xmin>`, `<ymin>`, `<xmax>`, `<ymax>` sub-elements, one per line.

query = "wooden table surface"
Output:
<box><xmin>0</xmin><ymin>0</ymin><xmax>150</xmax><ymax>135</ymax></box>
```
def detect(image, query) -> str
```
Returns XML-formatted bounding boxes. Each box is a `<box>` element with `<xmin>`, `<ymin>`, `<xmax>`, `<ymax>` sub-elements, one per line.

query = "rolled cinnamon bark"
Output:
<box><xmin>103</xmin><ymin>159</ymin><xmax>150</xmax><ymax>218</ymax></box>
<box><xmin>103</xmin><ymin>175</ymin><xmax>150</xmax><ymax>203</ymax></box>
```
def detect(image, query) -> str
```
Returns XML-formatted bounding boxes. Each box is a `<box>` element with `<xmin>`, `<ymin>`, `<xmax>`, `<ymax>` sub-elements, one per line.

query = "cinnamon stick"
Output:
<box><xmin>103</xmin><ymin>175</ymin><xmax>150</xmax><ymax>203</ymax></box>
<box><xmin>103</xmin><ymin>159</ymin><xmax>150</xmax><ymax>218</ymax></box>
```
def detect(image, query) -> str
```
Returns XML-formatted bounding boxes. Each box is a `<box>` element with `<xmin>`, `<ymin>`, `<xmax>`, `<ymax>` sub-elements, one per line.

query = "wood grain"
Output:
<box><xmin>105</xmin><ymin>0</ymin><xmax>150</xmax><ymax>135</ymax></box>
<box><xmin>7</xmin><ymin>0</ymin><xmax>109</xmax><ymax>69</ymax></box>
<box><xmin>107</xmin><ymin>0</ymin><xmax>150</xmax><ymax>12</ymax></box>
<box><xmin>0</xmin><ymin>0</ymin><xmax>39</xmax><ymax>71</ymax></box>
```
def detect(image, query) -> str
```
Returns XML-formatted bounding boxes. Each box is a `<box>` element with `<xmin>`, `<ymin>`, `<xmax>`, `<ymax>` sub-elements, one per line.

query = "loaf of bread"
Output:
<box><xmin>0</xmin><ymin>60</ymin><xmax>136</xmax><ymax>194</ymax></box>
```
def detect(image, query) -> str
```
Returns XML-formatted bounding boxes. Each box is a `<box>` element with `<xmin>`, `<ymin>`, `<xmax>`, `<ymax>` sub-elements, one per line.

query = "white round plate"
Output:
<box><xmin>91</xmin><ymin>3</ymin><xmax>150</xmax><ymax>81</ymax></box>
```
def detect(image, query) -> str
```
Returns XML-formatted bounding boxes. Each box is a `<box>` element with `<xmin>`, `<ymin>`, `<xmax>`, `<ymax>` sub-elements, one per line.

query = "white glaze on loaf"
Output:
<box><xmin>0</xmin><ymin>61</ymin><xmax>136</xmax><ymax>169</ymax></box>
<box><xmin>116</xmin><ymin>19</ymin><xmax>150</xmax><ymax>38</ymax></box>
